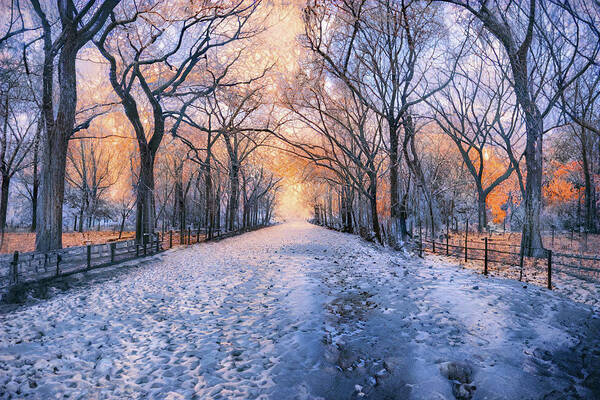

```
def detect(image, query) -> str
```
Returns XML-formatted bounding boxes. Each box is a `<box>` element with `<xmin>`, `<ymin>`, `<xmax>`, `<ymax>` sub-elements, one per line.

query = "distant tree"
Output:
<box><xmin>65</xmin><ymin>139</ymin><xmax>118</xmax><ymax>232</ymax></box>
<box><xmin>559</xmin><ymin>69</ymin><xmax>600</xmax><ymax>233</ymax></box>
<box><xmin>427</xmin><ymin>51</ymin><xmax>520</xmax><ymax>232</ymax></box>
<box><xmin>279</xmin><ymin>71</ymin><xmax>386</xmax><ymax>243</ymax></box>
<box><xmin>0</xmin><ymin>55</ymin><xmax>35</xmax><ymax>232</ymax></box>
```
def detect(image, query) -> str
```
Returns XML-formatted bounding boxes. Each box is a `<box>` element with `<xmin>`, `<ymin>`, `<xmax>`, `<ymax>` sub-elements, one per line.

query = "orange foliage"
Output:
<box><xmin>543</xmin><ymin>160</ymin><xmax>582</xmax><ymax>205</ymax></box>
<box><xmin>466</xmin><ymin>148</ymin><xmax>520</xmax><ymax>225</ymax></box>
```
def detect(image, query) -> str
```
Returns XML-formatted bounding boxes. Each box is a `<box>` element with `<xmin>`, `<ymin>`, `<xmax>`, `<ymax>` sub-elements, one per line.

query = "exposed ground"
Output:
<box><xmin>0</xmin><ymin>222</ymin><xmax>599</xmax><ymax>399</ymax></box>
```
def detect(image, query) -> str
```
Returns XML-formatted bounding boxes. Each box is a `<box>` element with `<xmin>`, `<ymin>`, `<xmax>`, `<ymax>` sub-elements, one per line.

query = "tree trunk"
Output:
<box><xmin>369</xmin><ymin>177</ymin><xmax>382</xmax><ymax>244</ymax></box>
<box><xmin>477</xmin><ymin>190</ymin><xmax>487</xmax><ymax>233</ymax></box>
<box><xmin>118</xmin><ymin>213</ymin><xmax>126</xmax><ymax>239</ymax></box>
<box><xmin>31</xmin><ymin>143</ymin><xmax>39</xmax><ymax>232</ymax></box>
<box><xmin>176</xmin><ymin>179</ymin><xmax>184</xmax><ymax>244</ymax></box>
<box><xmin>581</xmin><ymin>133</ymin><xmax>598</xmax><ymax>233</ymax></box>
<box><xmin>343</xmin><ymin>189</ymin><xmax>353</xmax><ymax>233</ymax></box>
<box><xmin>136</xmin><ymin>149</ymin><xmax>155</xmax><ymax>243</ymax></box>
<box><xmin>204</xmin><ymin>166</ymin><xmax>212</xmax><ymax>231</ymax></box>
<box><xmin>428</xmin><ymin>198</ymin><xmax>435</xmax><ymax>240</ymax></box>
<box><xmin>227</xmin><ymin>164</ymin><xmax>239</xmax><ymax>231</ymax></box>
<box><xmin>519</xmin><ymin>106</ymin><xmax>545</xmax><ymax>256</ymax></box>
<box><xmin>216</xmin><ymin>187</ymin><xmax>221</xmax><ymax>232</ymax></box>
<box><xmin>0</xmin><ymin>174</ymin><xmax>10</xmax><ymax>230</ymax></box>
<box><xmin>389</xmin><ymin>119</ymin><xmax>408</xmax><ymax>244</ymax></box>
<box><xmin>36</xmin><ymin>36</ymin><xmax>79</xmax><ymax>251</ymax></box>
<box><xmin>36</xmin><ymin>133</ymin><xmax>69</xmax><ymax>251</ymax></box>
<box><xmin>77</xmin><ymin>202</ymin><xmax>84</xmax><ymax>232</ymax></box>
<box><xmin>244</xmin><ymin>200</ymin><xmax>248</xmax><ymax>228</ymax></box>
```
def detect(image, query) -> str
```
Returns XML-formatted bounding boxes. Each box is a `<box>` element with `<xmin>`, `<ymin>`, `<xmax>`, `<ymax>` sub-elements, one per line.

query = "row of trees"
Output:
<box><xmin>289</xmin><ymin>0</ymin><xmax>599</xmax><ymax>256</ymax></box>
<box><xmin>1</xmin><ymin>0</ymin><xmax>598</xmax><ymax>258</ymax></box>
<box><xmin>0</xmin><ymin>0</ymin><xmax>281</xmax><ymax>251</ymax></box>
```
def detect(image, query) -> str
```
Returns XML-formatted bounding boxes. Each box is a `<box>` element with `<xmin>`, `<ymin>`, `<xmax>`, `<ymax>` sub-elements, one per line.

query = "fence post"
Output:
<box><xmin>484</xmin><ymin>237</ymin><xmax>488</xmax><ymax>276</ymax></box>
<box><xmin>56</xmin><ymin>254</ymin><xmax>61</xmax><ymax>276</ymax></box>
<box><xmin>110</xmin><ymin>243</ymin><xmax>116</xmax><ymax>263</ymax></box>
<box><xmin>197</xmin><ymin>228</ymin><xmax>200</xmax><ymax>243</ymax></box>
<box><xmin>169</xmin><ymin>230</ymin><xmax>173</xmax><ymax>249</ymax></box>
<box><xmin>446</xmin><ymin>223</ymin><xmax>449</xmax><ymax>256</ymax></box>
<box><xmin>87</xmin><ymin>245</ymin><xmax>91</xmax><ymax>269</ymax></box>
<box><xmin>570</xmin><ymin>229</ymin><xmax>574</xmax><ymax>248</ymax></box>
<box><xmin>464</xmin><ymin>220</ymin><xmax>468</xmax><ymax>262</ymax></box>
<box><xmin>519</xmin><ymin>248</ymin><xmax>524</xmax><ymax>281</ymax></box>
<box><xmin>547</xmin><ymin>250</ymin><xmax>552</xmax><ymax>290</ymax></box>
<box><xmin>10</xmin><ymin>251</ymin><xmax>19</xmax><ymax>284</ymax></box>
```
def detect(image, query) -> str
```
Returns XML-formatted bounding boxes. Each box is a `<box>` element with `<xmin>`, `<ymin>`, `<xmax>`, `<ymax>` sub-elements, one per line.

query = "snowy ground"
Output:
<box><xmin>1</xmin><ymin>221</ymin><xmax>599</xmax><ymax>399</ymax></box>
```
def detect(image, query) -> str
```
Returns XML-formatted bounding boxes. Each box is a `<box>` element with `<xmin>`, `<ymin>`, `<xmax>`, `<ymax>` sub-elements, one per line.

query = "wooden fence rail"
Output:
<box><xmin>419</xmin><ymin>236</ymin><xmax>600</xmax><ymax>289</ymax></box>
<box><xmin>0</xmin><ymin>233</ymin><xmax>162</xmax><ymax>297</ymax></box>
<box><xmin>1</xmin><ymin>224</ymin><xmax>271</xmax><ymax>299</ymax></box>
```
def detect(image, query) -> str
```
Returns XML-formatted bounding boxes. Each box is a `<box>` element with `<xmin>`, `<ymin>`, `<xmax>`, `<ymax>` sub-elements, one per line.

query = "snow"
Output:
<box><xmin>453</xmin><ymin>254</ymin><xmax>600</xmax><ymax>310</ymax></box>
<box><xmin>0</xmin><ymin>221</ymin><xmax>599</xmax><ymax>399</ymax></box>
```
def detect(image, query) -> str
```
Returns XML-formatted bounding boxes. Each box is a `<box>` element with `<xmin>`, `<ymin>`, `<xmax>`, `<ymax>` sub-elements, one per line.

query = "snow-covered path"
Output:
<box><xmin>1</xmin><ymin>221</ymin><xmax>599</xmax><ymax>399</ymax></box>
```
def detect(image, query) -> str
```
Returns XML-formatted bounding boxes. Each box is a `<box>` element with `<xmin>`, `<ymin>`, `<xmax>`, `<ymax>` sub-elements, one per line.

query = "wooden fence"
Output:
<box><xmin>0</xmin><ymin>224</ymin><xmax>271</xmax><ymax>299</ymax></box>
<box><xmin>418</xmin><ymin>234</ymin><xmax>600</xmax><ymax>289</ymax></box>
<box><xmin>0</xmin><ymin>233</ymin><xmax>162</xmax><ymax>298</ymax></box>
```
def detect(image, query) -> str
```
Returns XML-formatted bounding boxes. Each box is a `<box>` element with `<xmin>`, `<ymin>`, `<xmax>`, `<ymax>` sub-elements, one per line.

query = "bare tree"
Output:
<box><xmin>95</xmin><ymin>1</ymin><xmax>260</xmax><ymax>242</ymax></box>
<box><xmin>23</xmin><ymin>0</ymin><xmax>120</xmax><ymax>251</ymax></box>
<box><xmin>0</xmin><ymin>56</ymin><xmax>35</xmax><ymax>231</ymax></box>
<box><xmin>427</xmin><ymin>55</ymin><xmax>520</xmax><ymax>232</ymax></box>
<box><xmin>303</xmin><ymin>0</ymin><xmax>464</xmax><ymax>244</ymax></box>
<box><xmin>65</xmin><ymin>140</ymin><xmax>118</xmax><ymax>232</ymax></box>
<box><xmin>278</xmin><ymin>71</ymin><xmax>386</xmax><ymax>243</ymax></box>
<box><xmin>559</xmin><ymin>71</ymin><xmax>600</xmax><ymax>232</ymax></box>
<box><xmin>436</xmin><ymin>0</ymin><xmax>599</xmax><ymax>256</ymax></box>
<box><xmin>241</xmin><ymin>165</ymin><xmax>281</xmax><ymax>228</ymax></box>
<box><xmin>204</xmin><ymin>86</ymin><xmax>272</xmax><ymax>231</ymax></box>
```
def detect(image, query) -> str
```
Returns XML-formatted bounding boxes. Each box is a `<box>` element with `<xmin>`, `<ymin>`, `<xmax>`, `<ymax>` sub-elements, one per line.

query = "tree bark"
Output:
<box><xmin>176</xmin><ymin>178</ymin><xmax>184</xmax><ymax>244</ymax></box>
<box><xmin>581</xmin><ymin>130</ymin><xmax>598</xmax><ymax>233</ymax></box>
<box><xmin>32</xmin><ymin>0</ymin><xmax>118</xmax><ymax>251</ymax></box>
<box><xmin>389</xmin><ymin>119</ymin><xmax>409</xmax><ymax>244</ymax></box>
<box><xmin>0</xmin><ymin>174</ymin><xmax>10</xmax><ymax>229</ymax></box>
<box><xmin>477</xmin><ymin>190</ymin><xmax>487</xmax><ymax>233</ymax></box>
<box><xmin>31</xmin><ymin>136</ymin><xmax>39</xmax><ymax>232</ymax></box>
<box><xmin>36</xmin><ymin>127</ymin><xmax>70</xmax><ymax>251</ymax></box>
<box><xmin>368</xmin><ymin>176</ymin><xmax>382</xmax><ymax>244</ymax></box>
<box><xmin>136</xmin><ymin>148</ymin><xmax>156</xmax><ymax>243</ymax></box>
<box><xmin>36</xmin><ymin>36</ymin><xmax>78</xmax><ymax>251</ymax></box>
<box><xmin>77</xmin><ymin>201</ymin><xmax>85</xmax><ymax>232</ymax></box>
<box><xmin>519</xmin><ymin>105</ymin><xmax>545</xmax><ymax>256</ymax></box>
<box><xmin>118</xmin><ymin>213</ymin><xmax>126</xmax><ymax>239</ymax></box>
<box><xmin>227</xmin><ymin>163</ymin><xmax>239</xmax><ymax>231</ymax></box>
